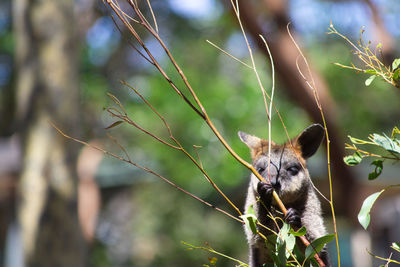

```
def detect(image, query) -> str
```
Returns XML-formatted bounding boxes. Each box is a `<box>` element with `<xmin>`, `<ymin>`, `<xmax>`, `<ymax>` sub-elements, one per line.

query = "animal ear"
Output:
<box><xmin>295</xmin><ymin>124</ymin><xmax>325</xmax><ymax>159</ymax></box>
<box><xmin>238</xmin><ymin>131</ymin><xmax>262</xmax><ymax>150</ymax></box>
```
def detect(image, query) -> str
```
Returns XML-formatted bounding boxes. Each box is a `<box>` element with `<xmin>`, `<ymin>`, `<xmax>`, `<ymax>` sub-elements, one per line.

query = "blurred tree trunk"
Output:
<box><xmin>13</xmin><ymin>0</ymin><xmax>85</xmax><ymax>266</ymax></box>
<box><xmin>233</xmin><ymin>0</ymin><xmax>360</xmax><ymax>219</ymax></box>
<box><xmin>363</xmin><ymin>0</ymin><xmax>396</xmax><ymax>62</ymax></box>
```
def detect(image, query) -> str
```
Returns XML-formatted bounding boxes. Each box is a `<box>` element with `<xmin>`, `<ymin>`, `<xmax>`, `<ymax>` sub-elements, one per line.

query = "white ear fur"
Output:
<box><xmin>238</xmin><ymin>131</ymin><xmax>262</xmax><ymax>150</ymax></box>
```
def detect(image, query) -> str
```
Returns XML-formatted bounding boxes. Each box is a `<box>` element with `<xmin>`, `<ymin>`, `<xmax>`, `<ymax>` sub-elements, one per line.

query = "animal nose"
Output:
<box><xmin>265</xmin><ymin>164</ymin><xmax>279</xmax><ymax>187</ymax></box>
<box><xmin>270</xmin><ymin>176</ymin><xmax>278</xmax><ymax>186</ymax></box>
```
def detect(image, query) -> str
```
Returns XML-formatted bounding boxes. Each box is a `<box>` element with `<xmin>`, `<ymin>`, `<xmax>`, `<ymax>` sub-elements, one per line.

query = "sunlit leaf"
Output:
<box><xmin>372</xmin><ymin>133</ymin><xmax>400</xmax><ymax>154</ymax></box>
<box><xmin>365</xmin><ymin>75</ymin><xmax>376</xmax><ymax>86</ymax></box>
<box><xmin>304</xmin><ymin>234</ymin><xmax>335</xmax><ymax>260</ymax></box>
<box><xmin>277</xmin><ymin>223</ymin><xmax>296</xmax><ymax>259</ymax></box>
<box><xmin>392</xmin><ymin>58</ymin><xmax>400</xmax><ymax>70</ymax></box>
<box><xmin>392</xmin><ymin>242</ymin><xmax>400</xmax><ymax>253</ymax></box>
<box><xmin>289</xmin><ymin>226</ymin><xmax>307</xmax><ymax>237</ymax></box>
<box><xmin>358</xmin><ymin>189</ymin><xmax>385</xmax><ymax>230</ymax></box>
<box><xmin>343</xmin><ymin>151</ymin><xmax>363</xmax><ymax>166</ymax></box>
<box><xmin>240</xmin><ymin>205</ymin><xmax>258</xmax><ymax>234</ymax></box>
<box><xmin>392</xmin><ymin>127</ymin><xmax>400</xmax><ymax>138</ymax></box>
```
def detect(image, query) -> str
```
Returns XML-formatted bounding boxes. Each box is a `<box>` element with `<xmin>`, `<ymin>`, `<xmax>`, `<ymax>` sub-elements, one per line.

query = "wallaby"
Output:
<box><xmin>239</xmin><ymin>124</ymin><xmax>330</xmax><ymax>267</ymax></box>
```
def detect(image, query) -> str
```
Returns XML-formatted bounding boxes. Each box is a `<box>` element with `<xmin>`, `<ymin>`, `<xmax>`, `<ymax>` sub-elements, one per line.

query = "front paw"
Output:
<box><xmin>284</xmin><ymin>208</ymin><xmax>302</xmax><ymax>228</ymax></box>
<box><xmin>257</xmin><ymin>181</ymin><xmax>273</xmax><ymax>205</ymax></box>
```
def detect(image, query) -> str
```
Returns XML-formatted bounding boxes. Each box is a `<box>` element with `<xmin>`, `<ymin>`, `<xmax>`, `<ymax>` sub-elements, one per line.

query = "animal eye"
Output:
<box><xmin>256</xmin><ymin>166</ymin><xmax>265</xmax><ymax>173</ymax></box>
<box><xmin>287</xmin><ymin>165</ymin><xmax>300</xmax><ymax>176</ymax></box>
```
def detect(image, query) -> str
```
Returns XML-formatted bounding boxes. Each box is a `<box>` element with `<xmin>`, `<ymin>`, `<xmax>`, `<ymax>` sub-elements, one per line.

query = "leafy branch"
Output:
<box><xmin>331</xmin><ymin>24</ymin><xmax>400</xmax><ymax>242</ymax></box>
<box><xmin>344</xmin><ymin>126</ymin><xmax>400</xmax><ymax>180</ymax></box>
<box><xmin>366</xmin><ymin>242</ymin><xmax>400</xmax><ymax>265</ymax></box>
<box><xmin>328</xmin><ymin>23</ymin><xmax>400</xmax><ymax>89</ymax></box>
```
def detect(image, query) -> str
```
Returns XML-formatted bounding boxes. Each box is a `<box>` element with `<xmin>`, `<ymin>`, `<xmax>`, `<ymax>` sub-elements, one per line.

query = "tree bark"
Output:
<box><xmin>13</xmin><ymin>0</ymin><xmax>85</xmax><ymax>265</ymax></box>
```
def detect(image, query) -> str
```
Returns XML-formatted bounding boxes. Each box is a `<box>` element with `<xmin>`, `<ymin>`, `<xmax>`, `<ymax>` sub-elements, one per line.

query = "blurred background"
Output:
<box><xmin>0</xmin><ymin>0</ymin><xmax>399</xmax><ymax>266</ymax></box>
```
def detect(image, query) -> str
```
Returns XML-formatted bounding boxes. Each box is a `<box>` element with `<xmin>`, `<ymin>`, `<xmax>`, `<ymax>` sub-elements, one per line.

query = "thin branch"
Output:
<box><xmin>288</xmin><ymin>23</ymin><xmax>339</xmax><ymax>267</ymax></box>
<box><xmin>110</xmin><ymin>15</ymin><xmax>154</xmax><ymax>65</ymax></box>
<box><xmin>106</xmin><ymin>0</ymin><xmax>206</xmax><ymax>119</ymax></box>
<box><xmin>145</xmin><ymin>0</ymin><xmax>158</xmax><ymax>33</ymax></box>
<box><xmin>230</xmin><ymin>0</ymin><xmax>271</xmax><ymax>124</ymax></box>
<box><xmin>51</xmin><ymin>122</ymin><xmax>243</xmax><ymax>223</ymax></box>
<box><xmin>206</xmin><ymin>40</ymin><xmax>252</xmax><ymax>69</ymax></box>
<box><xmin>103</xmin><ymin>2</ymin><xmax>324</xmax><ymax>265</ymax></box>
<box><xmin>106</xmin><ymin>133</ymin><xmax>132</xmax><ymax>162</ymax></box>
<box><xmin>259</xmin><ymin>34</ymin><xmax>275</xmax><ymax>188</ymax></box>
<box><xmin>107</xmin><ymin>86</ymin><xmax>243</xmax><ymax>216</ymax></box>
<box><xmin>182</xmin><ymin>241</ymin><xmax>249</xmax><ymax>267</ymax></box>
<box><xmin>366</xmin><ymin>249</ymin><xmax>400</xmax><ymax>265</ymax></box>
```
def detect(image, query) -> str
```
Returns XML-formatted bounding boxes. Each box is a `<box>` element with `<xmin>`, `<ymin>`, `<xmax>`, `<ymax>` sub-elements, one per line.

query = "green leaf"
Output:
<box><xmin>393</xmin><ymin>69</ymin><xmax>400</xmax><ymax>81</ymax></box>
<box><xmin>392</xmin><ymin>126</ymin><xmax>400</xmax><ymax>138</ymax></box>
<box><xmin>372</xmin><ymin>133</ymin><xmax>400</xmax><ymax>154</ymax></box>
<box><xmin>289</xmin><ymin>226</ymin><xmax>307</xmax><ymax>237</ymax></box>
<box><xmin>293</xmin><ymin>245</ymin><xmax>305</xmax><ymax>264</ymax></box>
<box><xmin>105</xmin><ymin>120</ymin><xmax>124</xmax><ymax>129</ymax></box>
<box><xmin>276</xmin><ymin>240</ymin><xmax>287</xmax><ymax>267</ymax></box>
<box><xmin>368</xmin><ymin>160</ymin><xmax>383</xmax><ymax>180</ymax></box>
<box><xmin>277</xmin><ymin>223</ymin><xmax>296</xmax><ymax>259</ymax></box>
<box><xmin>392</xmin><ymin>242</ymin><xmax>400</xmax><ymax>253</ymax></box>
<box><xmin>343</xmin><ymin>151</ymin><xmax>363</xmax><ymax>166</ymax></box>
<box><xmin>240</xmin><ymin>205</ymin><xmax>258</xmax><ymax>234</ymax></box>
<box><xmin>278</xmin><ymin>223</ymin><xmax>290</xmax><ymax>236</ymax></box>
<box><xmin>365</xmin><ymin>75</ymin><xmax>376</xmax><ymax>86</ymax></box>
<box><xmin>305</xmin><ymin>234</ymin><xmax>335</xmax><ymax>260</ymax></box>
<box><xmin>358</xmin><ymin>189</ymin><xmax>385</xmax><ymax>229</ymax></box>
<box><xmin>392</xmin><ymin>58</ymin><xmax>400</xmax><ymax>70</ymax></box>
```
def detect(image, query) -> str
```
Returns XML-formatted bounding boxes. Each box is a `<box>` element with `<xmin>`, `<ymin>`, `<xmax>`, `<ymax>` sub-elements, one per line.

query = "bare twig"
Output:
<box><xmin>182</xmin><ymin>241</ymin><xmax>250</xmax><ymax>267</ymax></box>
<box><xmin>206</xmin><ymin>39</ymin><xmax>252</xmax><ymax>69</ymax></box>
<box><xmin>108</xmin><ymin>85</ymin><xmax>243</xmax><ymax>216</ymax></box>
<box><xmin>51</xmin><ymin>122</ymin><xmax>243</xmax><ymax>223</ymax></box>
<box><xmin>288</xmin><ymin>23</ymin><xmax>340</xmax><ymax>267</ymax></box>
<box><xmin>104</xmin><ymin>0</ymin><xmax>269</xmax><ymax>194</ymax></box>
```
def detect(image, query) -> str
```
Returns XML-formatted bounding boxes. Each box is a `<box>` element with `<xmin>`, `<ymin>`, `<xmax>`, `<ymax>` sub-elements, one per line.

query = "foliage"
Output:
<box><xmin>357</xmin><ymin>189</ymin><xmax>385</xmax><ymax>230</ymax></box>
<box><xmin>328</xmin><ymin>24</ymin><xmax>400</xmax><ymax>89</ymax></box>
<box><xmin>344</xmin><ymin>126</ymin><xmax>400</xmax><ymax>179</ymax></box>
<box><xmin>332</xmin><ymin>24</ymin><xmax>400</xmax><ymax>264</ymax></box>
<box><xmin>239</xmin><ymin>206</ymin><xmax>333</xmax><ymax>267</ymax></box>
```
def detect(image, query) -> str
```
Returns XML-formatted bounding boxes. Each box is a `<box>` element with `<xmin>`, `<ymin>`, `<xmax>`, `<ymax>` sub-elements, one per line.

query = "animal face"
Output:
<box><xmin>239</xmin><ymin>124</ymin><xmax>325</xmax><ymax>204</ymax></box>
<box><xmin>251</xmin><ymin>144</ymin><xmax>310</xmax><ymax>204</ymax></box>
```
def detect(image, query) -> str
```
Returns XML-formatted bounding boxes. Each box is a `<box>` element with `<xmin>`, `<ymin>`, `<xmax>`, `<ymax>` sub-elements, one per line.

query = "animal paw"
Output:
<box><xmin>257</xmin><ymin>181</ymin><xmax>274</xmax><ymax>205</ymax></box>
<box><xmin>284</xmin><ymin>208</ymin><xmax>302</xmax><ymax>228</ymax></box>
